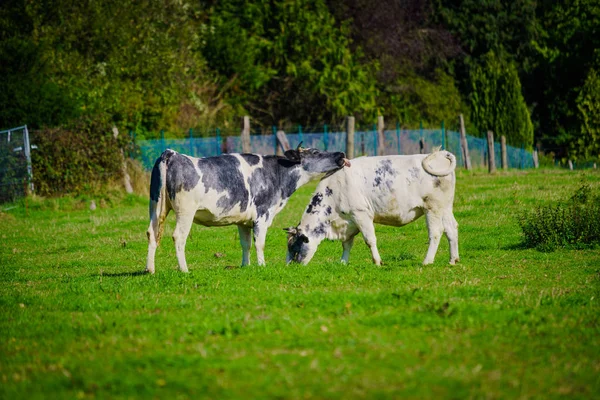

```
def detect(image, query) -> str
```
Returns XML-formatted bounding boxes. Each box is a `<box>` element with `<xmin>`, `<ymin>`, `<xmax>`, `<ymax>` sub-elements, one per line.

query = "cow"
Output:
<box><xmin>285</xmin><ymin>150</ymin><xmax>459</xmax><ymax>266</ymax></box>
<box><xmin>145</xmin><ymin>146</ymin><xmax>350</xmax><ymax>273</ymax></box>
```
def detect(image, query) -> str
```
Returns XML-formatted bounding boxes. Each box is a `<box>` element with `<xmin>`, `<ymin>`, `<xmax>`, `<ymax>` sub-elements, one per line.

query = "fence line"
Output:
<box><xmin>134</xmin><ymin>128</ymin><xmax>534</xmax><ymax>170</ymax></box>
<box><xmin>0</xmin><ymin>125</ymin><xmax>34</xmax><ymax>203</ymax></box>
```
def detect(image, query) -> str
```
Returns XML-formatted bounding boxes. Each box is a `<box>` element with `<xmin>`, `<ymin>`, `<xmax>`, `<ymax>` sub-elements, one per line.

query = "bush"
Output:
<box><xmin>518</xmin><ymin>183</ymin><xmax>600</xmax><ymax>251</ymax></box>
<box><xmin>31</xmin><ymin>117</ymin><xmax>128</xmax><ymax>197</ymax></box>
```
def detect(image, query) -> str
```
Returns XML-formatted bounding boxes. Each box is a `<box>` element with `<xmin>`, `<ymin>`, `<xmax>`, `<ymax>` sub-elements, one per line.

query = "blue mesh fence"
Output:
<box><xmin>135</xmin><ymin>129</ymin><xmax>534</xmax><ymax>170</ymax></box>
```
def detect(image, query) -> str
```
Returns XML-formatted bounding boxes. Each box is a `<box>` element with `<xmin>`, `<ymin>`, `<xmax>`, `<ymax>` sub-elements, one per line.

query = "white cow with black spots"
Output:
<box><xmin>285</xmin><ymin>150</ymin><xmax>459</xmax><ymax>266</ymax></box>
<box><xmin>146</xmin><ymin>146</ymin><xmax>350</xmax><ymax>273</ymax></box>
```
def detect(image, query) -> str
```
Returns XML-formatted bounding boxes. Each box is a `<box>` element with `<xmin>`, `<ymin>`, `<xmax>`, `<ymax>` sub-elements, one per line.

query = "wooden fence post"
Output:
<box><xmin>276</xmin><ymin>130</ymin><xmax>290</xmax><ymax>155</ymax></box>
<box><xmin>346</xmin><ymin>116</ymin><xmax>355</xmax><ymax>159</ymax></box>
<box><xmin>501</xmin><ymin>135</ymin><xmax>508</xmax><ymax>171</ymax></box>
<box><xmin>377</xmin><ymin>115</ymin><xmax>385</xmax><ymax>156</ymax></box>
<box><xmin>112</xmin><ymin>126</ymin><xmax>133</xmax><ymax>194</ymax></box>
<box><xmin>487</xmin><ymin>130</ymin><xmax>496</xmax><ymax>173</ymax></box>
<box><xmin>459</xmin><ymin>114</ymin><xmax>471</xmax><ymax>170</ymax></box>
<box><xmin>241</xmin><ymin>116</ymin><xmax>251</xmax><ymax>153</ymax></box>
<box><xmin>533</xmin><ymin>150</ymin><xmax>539</xmax><ymax>168</ymax></box>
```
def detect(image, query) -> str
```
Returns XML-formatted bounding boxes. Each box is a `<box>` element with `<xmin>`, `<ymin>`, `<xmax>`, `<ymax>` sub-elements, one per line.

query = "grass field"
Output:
<box><xmin>1</xmin><ymin>168</ymin><xmax>600</xmax><ymax>399</ymax></box>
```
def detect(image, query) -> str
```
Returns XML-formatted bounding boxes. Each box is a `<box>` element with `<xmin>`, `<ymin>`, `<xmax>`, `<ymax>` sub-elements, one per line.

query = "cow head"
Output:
<box><xmin>284</xmin><ymin>226</ymin><xmax>318</xmax><ymax>264</ymax></box>
<box><xmin>284</xmin><ymin>143</ymin><xmax>350</xmax><ymax>177</ymax></box>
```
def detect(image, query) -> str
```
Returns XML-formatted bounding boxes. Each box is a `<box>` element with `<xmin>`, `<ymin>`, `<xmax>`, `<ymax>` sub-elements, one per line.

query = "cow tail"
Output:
<box><xmin>422</xmin><ymin>150</ymin><xmax>457</xmax><ymax>176</ymax></box>
<box><xmin>148</xmin><ymin>150</ymin><xmax>174</xmax><ymax>245</ymax></box>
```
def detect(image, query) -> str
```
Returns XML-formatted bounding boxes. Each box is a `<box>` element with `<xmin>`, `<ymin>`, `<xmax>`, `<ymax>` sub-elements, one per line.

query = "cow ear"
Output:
<box><xmin>283</xmin><ymin>227</ymin><xmax>297</xmax><ymax>235</ymax></box>
<box><xmin>284</xmin><ymin>149</ymin><xmax>301</xmax><ymax>162</ymax></box>
<box><xmin>300</xmin><ymin>234</ymin><xmax>309</xmax><ymax>243</ymax></box>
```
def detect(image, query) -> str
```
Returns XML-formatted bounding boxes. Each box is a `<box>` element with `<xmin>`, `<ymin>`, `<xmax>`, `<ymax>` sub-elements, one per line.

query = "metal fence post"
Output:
<box><xmin>216</xmin><ymin>128</ymin><xmax>222</xmax><ymax>155</ymax></box>
<box><xmin>373</xmin><ymin>124</ymin><xmax>377</xmax><ymax>156</ymax></box>
<box><xmin>272</xmin><ymin>126</ymin><xmax>277</xmax><ymax>154</ymax></box>
<box><xmin>441</xmin><ymin>120</ymin><xmax>445</xmax><ymax>149</ymax></box>
<box><xmin>189</xmin><ymin>128</ymin><xmax>194</xmax><ymax>156</ymax></box>
<box><xmin>298</xmin><ymin>125</ymin><xmax>303</xmax><ymax>146</ymax></box>
<box><xmin>23</xmin><ymin>125</ymin><xmax>34</xmax><ymax>193</ymax></box>
<box><xmin>324</xmin><ymin>124</ymin><xmax>328</xmax><ymax>150</ymax></box>
<box><xmin>396</xmin><ymin>121</ymin><xmax>401</xmax><ymax>155</ymax></box>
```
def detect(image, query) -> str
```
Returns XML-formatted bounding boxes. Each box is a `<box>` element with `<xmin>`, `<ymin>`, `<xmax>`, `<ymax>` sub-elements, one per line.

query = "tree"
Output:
<box><xmin>574</xmin><ymin>68</ymin><xmax>600</xmax><ymax>160</ymax></box>
<box><xmin>202</xmin><ymin>0</ymin><xmax>379</xmax><ymax>127</ymax></box>
<box><xmin>528</xmin><ymin>0</ymin><xmax>600</xmax><ymax>157</ymax></box>
<box><xmin>469</xmin><ymin>51</ymin><xmax>533</xmax><ymax>148</ymax></box>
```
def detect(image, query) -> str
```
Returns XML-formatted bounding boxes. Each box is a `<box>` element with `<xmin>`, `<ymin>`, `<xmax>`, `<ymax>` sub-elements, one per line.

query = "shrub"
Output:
<box><xmin>518</xmin><ymin>183</ymin><xmax>600</xmax><ymax>251</ymax></box>
<box><xmin>31</xmin><ymin>117</ymin><xmax>128</xmax><ymax>197</ymax></box>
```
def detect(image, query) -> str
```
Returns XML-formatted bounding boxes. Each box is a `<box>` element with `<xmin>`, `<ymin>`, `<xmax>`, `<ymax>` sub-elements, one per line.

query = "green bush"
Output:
<box><xmin>31</xmin><ymin>117</ymin><xmax>127</xmax><ymax>197</ymax></box>
<box><xmin>518</xmin><ymin>183</ymin><xmax>600</xmax><ymax>251</ymax></box>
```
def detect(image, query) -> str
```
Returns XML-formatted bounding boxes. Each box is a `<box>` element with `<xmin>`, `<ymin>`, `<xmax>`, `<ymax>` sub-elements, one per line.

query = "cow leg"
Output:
<box><xmin>146</xmin><ymin>202</ymin><xmax>169</xmax><ymax>274</ymax></box>
<box><xmin>443</xmin><ymin>211</ymin><xmax>460</xmax><ymax>264</ymax></box>
<box><xmin>341</xmin><ymin>236</ymin><xmax>355</xmax><ymax>264</ymax></box>
<box><xmin>354</xmin><ymin>214</ymin><xmax>381</xmax><ymax>265</ymax></box>
<box><xmin>423</xmin><ymin>212</ymin><xmax>444</xmax><ymax>265</ymax></box>
<box><xmin>172</xmin><ymin>213</ymin><xmax>195</xmax><ymax>273</ymax></box>
<box><xmin>238</xmin><ymin>225</ymin><xmax>252</xmax><ymax>266</ymax></box>
<box><xmin>253</xmin><ymin>221</ymin><xmax>268</xmax><ymax>266</ymax></box>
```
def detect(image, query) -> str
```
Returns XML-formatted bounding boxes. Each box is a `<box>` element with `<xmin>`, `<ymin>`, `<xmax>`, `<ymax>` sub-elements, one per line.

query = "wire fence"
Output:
<box><xmin>0</xmin><ymin>126</ymin><xmax>33</xmax><ymax>203</ymax></box>
<box><xmin>134</xmin><ymin>128</ymin><xmax>535</xmax><ymax>170</ymax></box>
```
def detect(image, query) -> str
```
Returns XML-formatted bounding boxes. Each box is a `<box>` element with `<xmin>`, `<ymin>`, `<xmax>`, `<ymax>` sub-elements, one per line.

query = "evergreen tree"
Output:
<box><xmin>469</xmin><ymin>52</ymin><xmax>533</xmax><ymax>148</ymax></box>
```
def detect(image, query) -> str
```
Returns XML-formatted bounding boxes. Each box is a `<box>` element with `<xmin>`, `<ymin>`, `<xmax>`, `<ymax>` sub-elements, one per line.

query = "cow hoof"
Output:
<box><xmin>144</xmin><ymin>268</ymin><xmax>155</xmax><ymax>275</ymax></box>
<box><xmin>449</xmin><ymin>258</ymin><xmax>460</xmax><ymax>265</ymax></box>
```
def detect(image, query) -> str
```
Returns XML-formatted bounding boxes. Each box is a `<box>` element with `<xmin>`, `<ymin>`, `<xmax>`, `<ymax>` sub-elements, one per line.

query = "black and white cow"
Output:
<box><xmin>285</xmin><ymin>150</ymin><xmax>459</xmax><ymax>266</ymax></box>
<box><xmin>145</xmin><ymin>146</ymin><xmax>350</xmax><ymax>273</ymax></box>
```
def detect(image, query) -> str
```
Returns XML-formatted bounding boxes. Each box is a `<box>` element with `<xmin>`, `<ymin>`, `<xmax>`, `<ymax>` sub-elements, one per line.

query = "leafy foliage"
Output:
<box><xmin>519</xmin><ymin>182</ymin><xmax>600</xmax><ymax>250</ymax></box>
<box><xmin>574</xmin><ymin>68</ymin><xmax>600</xmax><ymax>160</ymax></box>
<box><xmin>1</xmin><ymin>0</ymin><xmax>599</xmax><ymax>160</ymax></box>
<box><xmin>526</xmin><ymin>0</ymin><xmax>600</xmax><ymax>157</ymax></box>
<box><xmin>202</xmin><ymin>0</ymin><xmax>379</xmax><ymax>127</ymax></box>
<box><xmin>469</xmin><ymin>52</ymin><xmax>534</xmax><ymax>148</ymax></box>
<box><xmin>31</xmin><ymin>118</ymin><xmax>127</xmax><ymax>196</ymax></box>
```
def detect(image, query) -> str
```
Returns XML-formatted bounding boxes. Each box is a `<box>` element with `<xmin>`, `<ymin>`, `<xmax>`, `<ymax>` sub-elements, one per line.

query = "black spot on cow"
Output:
<box><xmin>409</xmin><ymin>167</ymin><xmax>420</xmax><ymax>180</ymax></box>
<box><xmin>196</xmin><ymin>155</ymin><xmax>249</xmax><ymax>213</ymax></box>
<box><xmin>248</xmin><ymin>156</ymin><xmax>301</xmax><ymax>219</ymax></box>
<box><xmin>325</xmin><ymin>187</ymin><xmax>333</xmax><ymax>196</ymax></box>
<box><xmin>311</xmin><ymin>221</ymin><xmax>329</xmax><ymax>238</ymax></box>
<box><xmin>166</xmin><ymin>152</ymin><xmax>201</xmax><ymax>201</ymax></box>
<box><xmin>325</xmin><ymin>206</ymin><xmax>332</xmax><ymax>216</ymax></box>
<box><xmin>306</xmin><ymin>192</ymin><xmax>323</xmax><ymax>214</ymax></box>
<box><xmin>373</xmin><ymin>159</ymin><xmax>398</xmax><ymax>189</ymax></box>
<box><xmin>253</xmin><ymin>221</ymin><xmax>260</xmax><ymax>238</ymax></box>
<box><xmin>241</xmin><ymin>154</ymin><xmax>260</xmax><ymax>166</ymax></box>
<box><xmin>433</xmin><ymin>177</ymin><xmax>441</xmax><ymax>188</ymax></box>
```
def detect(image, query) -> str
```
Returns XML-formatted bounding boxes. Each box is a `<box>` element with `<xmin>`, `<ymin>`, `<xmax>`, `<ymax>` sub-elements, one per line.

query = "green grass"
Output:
<box><xmin>1</xmin><ymin>168</ymin><xmax>600</xmax><ymax>399</ymax></box>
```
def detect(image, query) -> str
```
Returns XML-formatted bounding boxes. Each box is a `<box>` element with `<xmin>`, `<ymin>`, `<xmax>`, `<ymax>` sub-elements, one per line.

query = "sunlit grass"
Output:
<box><xmin>1</xmin><ymin>168</ymin><xmax>599</xmax><ymax>399</ymax></box>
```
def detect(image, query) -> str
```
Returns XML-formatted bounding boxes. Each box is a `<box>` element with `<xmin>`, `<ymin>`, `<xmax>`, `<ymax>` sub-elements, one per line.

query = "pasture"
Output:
<box><xmin>1</xmin><ymin>168</ymin><xmax>599</xmax><ymax>399</ymax></box>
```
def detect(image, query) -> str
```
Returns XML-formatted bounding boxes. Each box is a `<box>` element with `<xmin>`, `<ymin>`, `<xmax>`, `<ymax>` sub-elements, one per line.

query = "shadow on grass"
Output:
<box><xmin>97</xmin><ymin>270</ymin><xmax>149</xmax><ymax>278</ymax></box>
<box><xmin>503</xmin><ymin>242</ymin><xmax>528</xmax><ymax>251</ymax></box>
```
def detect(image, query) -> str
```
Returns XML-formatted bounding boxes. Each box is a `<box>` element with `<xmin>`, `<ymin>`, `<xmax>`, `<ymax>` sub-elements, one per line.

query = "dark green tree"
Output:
<box><xmin>574</xmin><ymin>67</ymin><xmax>600</xmax><ymax>160</ymax></box>
<box><xmin>202</xmin><ymin>0</ymin><xmax>379</xmax><ymax>127</ymax></box>
<box><xmin>469</xmin><ymin>51</ymin><xmax>533</xmax><ymax>148</ymax></box>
